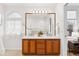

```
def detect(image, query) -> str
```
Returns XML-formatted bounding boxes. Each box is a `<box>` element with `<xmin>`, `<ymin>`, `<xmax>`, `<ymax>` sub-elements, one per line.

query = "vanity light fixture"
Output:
<box><xmin>30</xmin><ymin>9</ymin><xmax>50</xmax><ymax>14</ymax></box>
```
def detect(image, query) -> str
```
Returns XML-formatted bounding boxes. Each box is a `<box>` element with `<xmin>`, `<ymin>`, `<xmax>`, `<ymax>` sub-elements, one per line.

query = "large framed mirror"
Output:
<box><xmin>25</xmin><ymin>13</ymin><xmax>56</xmax><ymax>37</ymax></box>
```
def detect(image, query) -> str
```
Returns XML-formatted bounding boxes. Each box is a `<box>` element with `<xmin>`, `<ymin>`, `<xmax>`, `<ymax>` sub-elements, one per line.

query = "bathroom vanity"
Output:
<box><xmin>22</xmin><ymin>37</ymin><xmax>60</xmax><ymax>55</ymax></box>
<box><xmin>22</xmin><ymin>13</ymin><xmax>60</xmax><ymax>55</ymax></box>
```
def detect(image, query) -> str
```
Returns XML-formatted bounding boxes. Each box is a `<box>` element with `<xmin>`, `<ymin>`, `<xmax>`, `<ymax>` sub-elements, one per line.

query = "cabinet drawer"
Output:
<box><xmin>37</xmin><ymin>45</ymin><xmax>45</xmax><ymax>49</ymax></box>
<box><xmin>36</xmin><ymin>40</ymin><xmax>45</xmax><ymax>49</ymax></box>
<box><xmin>37</xmin><ymin>48</ymin><xmax>45</xmax><ymax>55</ymax></box>
<box><xmin>37</xmin><ymin>40</ymin><xmax>45</xmax><ymax>44</ymax></box>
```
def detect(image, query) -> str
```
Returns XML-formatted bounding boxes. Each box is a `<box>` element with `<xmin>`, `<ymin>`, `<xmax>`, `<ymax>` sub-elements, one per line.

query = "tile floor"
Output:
<box><xmin>0</xmin><ymin>50</ymin><xmax>22</xmax><ymax>56</ymax></box>
<box><xmin>1</xmin><ymin>50</ymin><xmax>79</xmax><ymax>56</ymax></box>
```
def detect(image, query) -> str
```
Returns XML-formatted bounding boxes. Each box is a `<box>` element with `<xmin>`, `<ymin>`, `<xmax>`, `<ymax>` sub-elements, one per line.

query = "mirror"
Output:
<box><xmin>25</xmin><ymin>13</ymin><xmax>56</xmax><ymax>37</ymax></box>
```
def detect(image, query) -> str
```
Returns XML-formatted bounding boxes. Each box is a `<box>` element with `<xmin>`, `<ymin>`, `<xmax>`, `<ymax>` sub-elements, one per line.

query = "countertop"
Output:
<box><xmin>22</xmin><ymin>36</ymin><xmax>60</xmax><ymax>39</ymax></box>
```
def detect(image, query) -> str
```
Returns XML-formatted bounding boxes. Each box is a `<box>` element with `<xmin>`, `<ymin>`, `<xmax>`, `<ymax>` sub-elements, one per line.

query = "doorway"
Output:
<box><xmin>64</xmin><ymin>3</ymin><xmax>79</xmax><ymax>56</ymax></box>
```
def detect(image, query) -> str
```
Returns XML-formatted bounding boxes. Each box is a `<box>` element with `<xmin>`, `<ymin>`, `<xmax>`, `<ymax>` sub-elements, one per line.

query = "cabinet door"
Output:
<box><xmin>22</xmin><ymin>40</ymin><xmax>29</xmax><ymax>54</ymax></box>
<box><xmin>36</xmin><ymin>40</ymin><xmax>45</xmax><ymax>55</ymax></box>
<box><xmin>29</xmin><ymin>40</ymin><xmax>36</xmax><ymax>54</ymax></box>
<box><xmin>46</xmin><ymin>40</ymin><xmax>53</xmax><ymax>55</ymax></box>
<box><xmin>53</xmin><ymin>40</ymin><xmax>60</xmax><ymax>55</ymax></box>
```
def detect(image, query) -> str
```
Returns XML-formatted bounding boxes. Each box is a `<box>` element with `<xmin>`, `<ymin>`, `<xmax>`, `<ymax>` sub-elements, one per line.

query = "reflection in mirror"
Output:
<box><xmin>25</xmin><ymin>13</ymin><xmax>56</xmax><ymax>37</ymax></box>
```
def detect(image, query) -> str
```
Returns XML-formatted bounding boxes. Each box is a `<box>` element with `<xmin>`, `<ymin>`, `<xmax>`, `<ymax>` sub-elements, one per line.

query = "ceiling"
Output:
<box><xmin>66</xmin><ymin>3</ymin><xmax>79</xmax><ymax>6</ymax></box>
<box><xmin>0</xmin><ymin>3</ymin><xmax>57</xmax><ymax>7</ymax></box>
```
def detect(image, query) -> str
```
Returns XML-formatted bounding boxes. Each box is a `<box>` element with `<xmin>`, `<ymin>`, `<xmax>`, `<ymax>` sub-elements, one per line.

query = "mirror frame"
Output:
<box><xmin>25</xmin><ymin>13</ymin><xmax>56</xmax><ymax>36</ymax></box>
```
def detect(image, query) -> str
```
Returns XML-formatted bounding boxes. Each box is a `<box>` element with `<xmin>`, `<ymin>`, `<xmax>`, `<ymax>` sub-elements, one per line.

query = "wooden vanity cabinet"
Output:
<box><xmin>53</xmin><ymin>39</ymin><xmax>60</xmax><ymax>54</ymax></box>
<box><xmin>36</xmin><ymin>40</ymin><xmax>45</xmax><ymax>55</ymax></box>
<box><xmin>46</xmin><ymin>39</ymin><xmax>60</xmax><ymax>55</ymax></box>
<box><xmin>22</xmin><ymin>39</ymin><xmax>29</xmax><ymax>54</ymax></box>
<box><xmin>29</xmin><ymin>40</ymin><xmax>36</xmax><ymax>54</ymax></box>
<box><xmin>22</xmin><ymin>39</ymin><xmax>60</xmax><ymax>55</ymax></box>
<box><xmin>46</xmin><ymin>40</ymin><xmax>53</xmax><ymax>55</ymax></box>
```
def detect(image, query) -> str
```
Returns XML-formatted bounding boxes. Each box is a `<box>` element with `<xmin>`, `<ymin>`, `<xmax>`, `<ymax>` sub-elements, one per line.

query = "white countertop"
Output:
<box><xmin>22</xmin><ymin>36</ymin><xmax>60</xmax><ymax>39</ymax></box>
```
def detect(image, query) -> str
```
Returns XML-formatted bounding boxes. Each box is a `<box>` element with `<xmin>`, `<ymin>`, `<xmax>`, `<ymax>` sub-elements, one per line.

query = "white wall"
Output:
<box><xmin>0</xmin><ymin>4</ymin><xmax>5</xmax><ymax>53</ymax></box>
<box><xmin>56</xmin><ymin>4</ymin><xmax>67</xmax><ymax>56</ymax></box>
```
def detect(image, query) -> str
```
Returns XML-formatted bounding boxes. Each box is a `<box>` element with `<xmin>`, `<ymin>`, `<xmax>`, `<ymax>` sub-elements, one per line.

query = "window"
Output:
<box><xmin>67</xmin><ymin>11</ymin><xmax>76</xmax><ymax>19</ymax></box>
<box><xmin>66</xmin><ymin>11</ymin><xmax>77</xmax><ymax>36</ymax></box>
<box><xmin>6</xmin><ymin>20</ymin><xmax>21</xmax><ymax>34</ymax></box>
<box><xmin>8</xmin><ymin>12</ymin><xmax>21</xmax><ymax>18</ymax></box>
<box><xmin>6</xmin><ymin>12</ymin><xmax>22</xmax><ymax>35</ymax></box>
